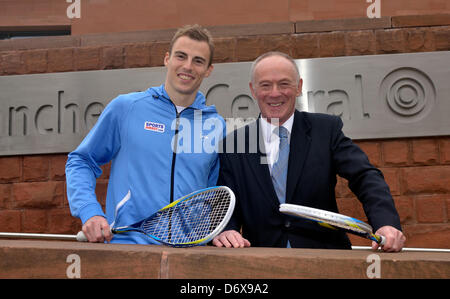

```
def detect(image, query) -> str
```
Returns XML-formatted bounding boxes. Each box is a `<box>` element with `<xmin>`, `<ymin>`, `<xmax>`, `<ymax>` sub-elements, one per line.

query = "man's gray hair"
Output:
<box><xmin>250</xmin><ymin>51</ymin><xmax>300</xmax><ymax>84</ymax></box>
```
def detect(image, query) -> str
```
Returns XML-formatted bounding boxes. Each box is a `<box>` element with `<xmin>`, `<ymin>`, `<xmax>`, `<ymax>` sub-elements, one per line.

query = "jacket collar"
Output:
<box><xmin>147</xmin><ymin>84</ymin><xmax>212</xmax><ymax>111</ymax></box>
<box><xmin>285</xmin><ymin>110</ymin><xmax>311</xmax><ymax>203</ymax></box>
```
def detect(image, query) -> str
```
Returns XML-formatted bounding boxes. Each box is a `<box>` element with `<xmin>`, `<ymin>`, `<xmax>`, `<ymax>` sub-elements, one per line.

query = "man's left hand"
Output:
<box><xmin>373</xmin><ymin>225</ymin><xmax>406</xmax><ymax>252</ymax></box>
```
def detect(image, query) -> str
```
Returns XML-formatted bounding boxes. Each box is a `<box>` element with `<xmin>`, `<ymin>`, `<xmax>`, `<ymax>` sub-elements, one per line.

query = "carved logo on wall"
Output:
<box><xmin>379</xmin><ymin>67</ymin><xmax>436</xmax><ymax>123</ymax></box>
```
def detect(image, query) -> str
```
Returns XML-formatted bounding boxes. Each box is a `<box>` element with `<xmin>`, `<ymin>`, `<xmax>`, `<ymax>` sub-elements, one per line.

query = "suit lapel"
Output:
<box><xmin>243</xmin><ymin>112</ymin><xmax>312</xmax><ymax>206</ymax></box>
<box><xmin>245</xmin><ymin>119</ymin><xmax>280</xmax><ymax>207</ymax></box>
<box><xmin>286</xmin><ymin>111</ymin><xmax>311</xmax><ymax>203</ymax></box>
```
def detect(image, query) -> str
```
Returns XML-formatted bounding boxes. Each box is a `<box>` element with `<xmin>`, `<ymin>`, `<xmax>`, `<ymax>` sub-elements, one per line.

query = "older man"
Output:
<box><xmin>213</xmin><ymin>51</ymin><xmax>405</xmax><ymax>252</ymax></box>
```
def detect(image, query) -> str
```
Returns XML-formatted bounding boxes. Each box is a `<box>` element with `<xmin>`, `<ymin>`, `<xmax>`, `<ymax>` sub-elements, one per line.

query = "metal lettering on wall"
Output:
<box><xmin>0</xmin><ymin>51</ymin><xmax>449</xmax><ymax>156</ymax></box>
<box><xmin>202</xmin><ymin>51</ymin><xmax>450</xmax><ymax>140</ymax></box>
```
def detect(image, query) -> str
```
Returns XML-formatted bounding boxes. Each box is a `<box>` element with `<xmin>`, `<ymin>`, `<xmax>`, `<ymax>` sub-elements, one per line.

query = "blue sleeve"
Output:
<box><xmin>65</xmin><ymin>96</ymin><xmax>126</xmax><ymax>224</ymax></box>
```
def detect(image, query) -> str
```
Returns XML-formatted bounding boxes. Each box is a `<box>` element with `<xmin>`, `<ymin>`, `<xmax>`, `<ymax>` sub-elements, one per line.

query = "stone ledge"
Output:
<box><xmin>0</xmin><ymin>22</ymin><xmax>294</xmax><ymax>52</ymax></box>
<box><xmin>295</xmin><ymin>16</ymin><xmax>392</xmax><ymax>33</ymax></box>
<box><xmin>0</xmin><ymin>240</ymin><xmax>448</xmax><ymax>279</ymax></box>
<box><xmin>392</xmin><ymin>14</ymin><xmax>450</xmax><ymax>28</ymax></box>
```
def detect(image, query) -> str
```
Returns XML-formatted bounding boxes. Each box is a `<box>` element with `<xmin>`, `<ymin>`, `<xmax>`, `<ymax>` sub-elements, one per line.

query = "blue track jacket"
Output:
<box><xmin>65</xmin><ymin>84</ymin><xmax>226</xmax><ymax>244</ymax></box>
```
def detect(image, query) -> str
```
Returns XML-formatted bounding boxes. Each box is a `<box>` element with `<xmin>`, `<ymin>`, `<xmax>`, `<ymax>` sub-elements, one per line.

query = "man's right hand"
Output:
<box><xmin>212</xmin><ymin>230</ymin><xmax>251</xmax><ymax>248</ymax></box>
<box><xmin>82</xmin><ymin>216</ymin><xmax>113</xmax><ymax>243</ymax></box>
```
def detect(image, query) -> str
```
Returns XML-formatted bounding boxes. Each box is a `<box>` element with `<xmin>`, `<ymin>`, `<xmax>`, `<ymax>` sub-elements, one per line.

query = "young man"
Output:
<box><xmin>66</xmin><ymin>25</ymin><xmax>225</xmax><ymax>244</ymax></box>
<box><xmin>213</xmin><ymin>52</ymin><xmax>405</xmax><ymax>252</ymax></box>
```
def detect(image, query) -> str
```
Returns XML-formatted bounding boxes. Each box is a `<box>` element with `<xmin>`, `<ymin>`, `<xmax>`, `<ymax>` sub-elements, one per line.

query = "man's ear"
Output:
<box><xmin>296</xmin><ymin>78</ymin><xmax>303</xmax><ymax>97</ymax></box>
<box><xmin>204</xmin><ymin>64</ymin><xmax>214</xmax><ymax>78</ymax></box>
<box><xmin>164</xmin><ymin>52</ymin><xmax>170</xmax><ymax>66</ymax></box>
<box><xmin>249</xmin><ymin>82</ymin><xmax>256</xmax><ymax>99</ymax></box>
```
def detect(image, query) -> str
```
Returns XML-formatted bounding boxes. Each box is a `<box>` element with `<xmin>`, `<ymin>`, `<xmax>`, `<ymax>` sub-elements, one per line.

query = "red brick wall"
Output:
<box><xmin>1</xmin><ymin>14</ymin><xmax>450</xmax><ymax>248</ymax></box>
<box><xmin>339</xmin><ymin>137</ymin><xmax>450</xmax><ymax>247</ymax></box>
<box><xmin>0</xmin><ymin>155</ymin><xmax>109</xmax><ymax>235</ymax></box>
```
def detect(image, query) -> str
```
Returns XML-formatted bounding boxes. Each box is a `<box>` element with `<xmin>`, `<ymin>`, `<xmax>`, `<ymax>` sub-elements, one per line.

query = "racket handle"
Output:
<box><xmin>75</xmin><ymin>229</ymin><xmax>112</xmax><ymax>242</ymax></box>
<box><xmin>76</xmin><ymin>231</ymin><xmax>88</xmax><ymax>242</ymax></box>
<box><xmin>379</xmin><ymin>235</ymin><xmax>386</xmax><ymax>245</ymax></box>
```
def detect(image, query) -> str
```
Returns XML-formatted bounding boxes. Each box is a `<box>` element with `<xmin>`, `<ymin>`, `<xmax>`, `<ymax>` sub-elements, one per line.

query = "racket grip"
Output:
<box><xmin>76</xmin><ymin>231</ymin><xmax>88</xmax><ymax>242</ymax></box>
<box><xmin>75</xmin><ymin>228</ymin><xmax>112</xmax><ymax>242</ymax></box>
<box><xmin>379</xmin><ymin>235</ymin><xmax>386</xmax><ymax>245</ymax></box>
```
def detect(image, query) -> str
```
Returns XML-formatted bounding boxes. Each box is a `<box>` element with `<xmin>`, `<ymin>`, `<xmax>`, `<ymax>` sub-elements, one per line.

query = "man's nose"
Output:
<box><xmin>181</xmin><ymin>58</ymin><xmax>194</xmax><ymax>71</ymax></box>
<box><xmin>269</xmin><ymin>84</ymin><xmax>283</xmax><ymax>97</ymax></box>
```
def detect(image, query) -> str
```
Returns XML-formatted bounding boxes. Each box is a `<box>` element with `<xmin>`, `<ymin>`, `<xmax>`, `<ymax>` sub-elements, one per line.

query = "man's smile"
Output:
<box><xmin>177</xmin><ymin>73</ymin><xmax>195</xmax><ymax>81</ymax></box>
<box><xmin>268</xmin><ymin>102</ymin><xmax>283</xmax><ymax>107</ymax></box>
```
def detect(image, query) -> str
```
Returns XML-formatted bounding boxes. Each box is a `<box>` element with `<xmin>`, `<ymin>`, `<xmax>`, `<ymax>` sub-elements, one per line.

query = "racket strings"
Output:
<box><xmin>169</xmin><ymin>190</ymin><xmax>229</xmax><ymax>243</ymax></box>
<box><xmin>141</xmin><ymin>189</ymin><xmax>231</xmax><ymax>245</ymax></box>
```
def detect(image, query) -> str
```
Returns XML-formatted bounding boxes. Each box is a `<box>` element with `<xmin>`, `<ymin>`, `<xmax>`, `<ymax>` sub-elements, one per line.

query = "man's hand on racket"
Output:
<box><xmin>372</xmin><ymin>225</ymin><xmax>405</xmax><ymax>252</ymax></box>
<box><xmin>212</xmin><ymin>230</ymin><xmax>251</xmax><ymax>248</ymax></box>
<box><xmin>82</xmin><ymin>216</ymin><xmax>113</xmax><ymax>243</ymax></box>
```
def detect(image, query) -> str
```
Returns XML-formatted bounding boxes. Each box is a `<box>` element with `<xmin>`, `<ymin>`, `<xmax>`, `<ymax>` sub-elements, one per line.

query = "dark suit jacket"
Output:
<box><xmin>218</xmin><ymin>110</ymin><xmax>402</xmax><ymax>249</ymax></box>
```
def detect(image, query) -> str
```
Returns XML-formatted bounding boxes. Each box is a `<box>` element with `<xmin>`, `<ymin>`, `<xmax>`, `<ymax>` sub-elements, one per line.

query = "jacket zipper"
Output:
<box><xmin>170</xmin><ymin>110</ymin><xmax>181</xmax><ymax>204</ymax></box>
<box><xmin>153</xmin><ymin>92</ymin><xmax>183</xmax><ymax>204</ymax></box>
<box><xmin>169</xmin><ymin>104</ymin><xmax>195</xmax><ymax>203</ymax></box>
<box><xmin>157</xmin><ymin>91</ymin><xmax>197</xmax><ymax>204</ymax></box>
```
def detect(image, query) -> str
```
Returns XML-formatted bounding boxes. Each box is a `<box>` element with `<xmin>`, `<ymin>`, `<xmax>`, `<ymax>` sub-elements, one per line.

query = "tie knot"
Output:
<box><xmin>276</xmin><ymin>126</ymin><xmax>288</xmax><ymax>139</ymax></box>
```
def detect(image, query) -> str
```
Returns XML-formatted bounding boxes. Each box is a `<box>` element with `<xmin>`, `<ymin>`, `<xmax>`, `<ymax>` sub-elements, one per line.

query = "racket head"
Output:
<box><xmin>114</xmin><ymin>186</ymin><xmax>235</xmax><ymax>247</ymax></box>
<box><xmin>279</xmin><ymin>203</ymin><xmax>374</xmax><ymax>236</ymax></box>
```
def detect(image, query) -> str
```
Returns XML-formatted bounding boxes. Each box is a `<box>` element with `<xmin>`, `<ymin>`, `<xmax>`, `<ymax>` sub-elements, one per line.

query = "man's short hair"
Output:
<box><xmin>250</xmin><ymin>51</ymin><xmax>300</xmax><ymax>83</ymax></box>
<box><xmin>169</xmin><ymin>24</ymin><xmax>214</xmax><ymax>66</ymax></box>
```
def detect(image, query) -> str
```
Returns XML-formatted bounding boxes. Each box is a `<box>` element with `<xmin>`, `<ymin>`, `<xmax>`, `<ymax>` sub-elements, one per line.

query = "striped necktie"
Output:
<box><xmin>271</xmin><ymin>126</ymin><xmax>289</xmax><ymax>204</ymax></box>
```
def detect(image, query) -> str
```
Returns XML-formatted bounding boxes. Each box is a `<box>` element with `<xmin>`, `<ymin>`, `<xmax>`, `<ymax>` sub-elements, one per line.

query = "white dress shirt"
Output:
<box><xmin>259</xmin><ymin>113</ymin><xmax>294</xmax><ymax>174</ymax></box>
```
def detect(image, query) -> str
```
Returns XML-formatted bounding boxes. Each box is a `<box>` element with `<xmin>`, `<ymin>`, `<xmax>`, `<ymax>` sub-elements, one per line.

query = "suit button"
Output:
<box><xmin>284</xmin><ymin>220</ymin><xmax>291</xmax><ymax>228</ymax></box>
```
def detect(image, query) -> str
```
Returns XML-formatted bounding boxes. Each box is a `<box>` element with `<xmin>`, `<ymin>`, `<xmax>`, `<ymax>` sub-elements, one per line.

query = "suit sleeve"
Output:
<box><xmin>330</xmin><ymin>117</ymin><xmax>402</xmax><ymax>232</ymax></box>
<box><xmin>217</xmin><ymin>151</ymin><xmax>243</xmax><ymax>232</ymax></box>
<box><xmin>207</xmin><ymin>116</ymin><xmax>227</xmax><ymax>187</ymax></box>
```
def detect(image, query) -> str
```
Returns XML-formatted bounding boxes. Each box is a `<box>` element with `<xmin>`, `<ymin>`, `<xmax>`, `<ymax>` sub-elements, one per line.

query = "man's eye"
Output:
<box><xmin>194</xmin><ymin>59</ymin><xmax>206</xmax><ymax>65</ymax></box>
